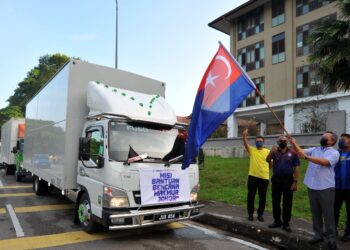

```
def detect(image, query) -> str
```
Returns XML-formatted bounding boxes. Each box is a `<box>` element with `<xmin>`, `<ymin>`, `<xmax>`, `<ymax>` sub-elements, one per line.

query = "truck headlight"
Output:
<box><xmin>103</xmin><ymin>186</ymin><xmax>129</xmax><ymax>208</ymax></box>
<box><xmin>190</xmin><ymin>184</ymin><xmax>200</xmax><ymax>201</ymax></box>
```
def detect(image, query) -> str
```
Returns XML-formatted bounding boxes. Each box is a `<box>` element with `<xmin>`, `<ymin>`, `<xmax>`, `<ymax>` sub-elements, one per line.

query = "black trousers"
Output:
<box><xmin>271</xmin><ymin>174</ymin><xmax>294</xmax><ymax>225</ymax></box>
<box><xmin>247</xmin><ymin>175</ymin><xmax>269</xmax><ymax>216</ymax></box>
<box><xmin>334</xmin><ymin>189</ymin><xmax>350</xmax><ymax>235</ymax></box>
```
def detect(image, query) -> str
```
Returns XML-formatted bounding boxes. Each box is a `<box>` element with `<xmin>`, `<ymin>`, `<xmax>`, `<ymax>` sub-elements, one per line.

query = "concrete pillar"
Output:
<box><xmin>227</xmin><ymin>113</ymin><xmax>238</xmax><ymax>138</ymax></box>
<box><xmin>260</xmin><ymin>122</ymin><xmax>266</xmax><ymax>136</ymax></box>
<box><xmin>284</xmin><ymin>104</ymin><xmax>294</xmax><ymax>134</ymax></box>
<box><xmin>338</xmin><ymin>96</ymin><xmax>350</xmax><ymax>133</ymax></box>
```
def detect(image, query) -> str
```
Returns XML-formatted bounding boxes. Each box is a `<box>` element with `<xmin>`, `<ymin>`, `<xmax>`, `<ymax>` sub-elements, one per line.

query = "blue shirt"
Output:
<box><xmin>303</xmin><ymin>147</ymin><xmax>340</xmax><ymax>190</ymax></box>
<box><xmin>335</xmin><ymin>151</ymin><xmax>350</xmax><ymax>190</ymax></box>
<box><xmin>270</xmin><ymin>148</ymin><xmax>300</xmax><ymax>175</ymax></box>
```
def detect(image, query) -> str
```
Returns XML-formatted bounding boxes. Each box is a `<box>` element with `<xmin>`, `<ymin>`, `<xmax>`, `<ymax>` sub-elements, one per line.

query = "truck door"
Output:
<box><xmin>79</xmin><ymin>126</ymin><xmax>105</xmax><ymax>217</ymax></box>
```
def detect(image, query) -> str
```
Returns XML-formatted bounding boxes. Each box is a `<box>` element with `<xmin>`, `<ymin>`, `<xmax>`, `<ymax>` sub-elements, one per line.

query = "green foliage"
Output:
<box><xmin>309</xmin><ymin>0</ymin><xmax>350</xmax><ymax>91</ymax></box>
<box><xmin>7</xmin><ymin>53</ymin><xmax>70</xmax><ymax>112</ymax></box>
<box><xmin>210</xmin><ymin>124</ymin><xmax>228</xmax><ymax>138</ymax></box>
<box><xmin>0</xmin><ymin>106</ymin><xmax>23</xmax><ymax>130</ymax></box>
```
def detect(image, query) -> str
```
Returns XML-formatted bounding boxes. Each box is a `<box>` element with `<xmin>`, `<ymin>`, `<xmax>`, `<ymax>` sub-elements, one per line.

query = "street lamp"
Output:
<box><xmin>115</xmin><ymin>0</ymin><xmax>118</xmax><ymax>69</ymax></box>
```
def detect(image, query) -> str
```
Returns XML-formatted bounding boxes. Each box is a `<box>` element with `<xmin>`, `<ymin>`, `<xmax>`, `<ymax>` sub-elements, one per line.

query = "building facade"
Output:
<box><xmin>209</xmin><ymin>0</ymin><xmax>350</xmax><ymax>137</ymax></box>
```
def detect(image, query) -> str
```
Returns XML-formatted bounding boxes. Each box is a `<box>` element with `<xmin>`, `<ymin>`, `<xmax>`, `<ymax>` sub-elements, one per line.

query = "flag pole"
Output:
<box><xmin>218</xmin><ymin>41</ymin><xmax>290</xmax><ymax>137</ymax></box>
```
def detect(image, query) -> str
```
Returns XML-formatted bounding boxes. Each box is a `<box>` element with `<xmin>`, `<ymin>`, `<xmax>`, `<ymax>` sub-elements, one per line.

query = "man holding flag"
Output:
<box><xmin>182</xmin><ymin>43</ymin><xmax>256</xmax><ymax>169</ymax></box>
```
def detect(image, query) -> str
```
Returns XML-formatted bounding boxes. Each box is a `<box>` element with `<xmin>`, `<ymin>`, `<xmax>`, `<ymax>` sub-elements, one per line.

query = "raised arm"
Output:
<box><xmin>289</xmin><ymin>137</ymin><xmax>334</xmax><ymax>167</ymax></box>
<box><xmin>289</xmin><ymin>137</ymin><xmax>305</xmax><ymax>156</ymax></box>
<box><xmin>242</xmin><ymin>128</ymin><xmax>250</xmax><ymax>154</ymax></box>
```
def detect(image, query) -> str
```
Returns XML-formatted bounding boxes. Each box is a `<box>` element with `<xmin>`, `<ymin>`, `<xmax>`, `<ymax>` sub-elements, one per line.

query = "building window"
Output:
<box><xmin>272</xmin><ymin>0</ymin><xmax>285</xmax><ymax>27</ymax></box>
<box><xmin>237</xmin><ymin>7</ymin><xmax>264</xmax><ymax>41</ymax></box>
<box><xmin>240</xmin><ymin>77</ymin><xmax>265</xmax><ymax>107</ymax></box>
<box><xmin>296</xmin><ymin>13</ymin><xmax>336</xmax><ymax>57</ymax></box>
<box><xmin>296</xmin><ymin>0</ymin><xmax>335</xmax><ymax>17</ymax></box>
<box><xmin>272</xmin><ymin>33</ymin><xmax>285</xmax><ymax>64</ymax></box>
<box><xmin>296</xmin><ymin>64</ymin><xmax>327</xmax><ymax>98</ymax></box>
<box><xmin>238</xmin><ymin>41</ymin><xmax>264</xmax><ymax>72</ymax></box>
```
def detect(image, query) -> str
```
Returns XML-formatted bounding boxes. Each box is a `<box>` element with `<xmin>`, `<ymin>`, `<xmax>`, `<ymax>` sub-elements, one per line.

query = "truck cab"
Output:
<box><xmin>74</xmin><ymin>82</ymin><xmax>203</xmax><ymax>232</ymax></box>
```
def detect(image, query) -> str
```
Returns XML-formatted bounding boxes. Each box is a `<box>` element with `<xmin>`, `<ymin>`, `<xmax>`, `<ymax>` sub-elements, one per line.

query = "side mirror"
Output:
<box><xmin>11</xmin><ymin>147</ymin><xmax>18</xmax><ymax>154</ymax></box>
<box><xmin>79</xmin><ymin>137</ymin><xmax>90</xmax><ymax>161</ymax></box>
<box><xmin>97</xmin><ymin>155</ymin><xmax>105</xmax><ymax>168</ymax></box>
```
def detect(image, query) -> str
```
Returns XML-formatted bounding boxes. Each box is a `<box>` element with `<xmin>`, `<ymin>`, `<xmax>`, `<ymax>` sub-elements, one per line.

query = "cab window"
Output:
<box><xmin>86</xmin><ymin>128</ymin><xmax>104</xmax><ymax>163</ymax></box>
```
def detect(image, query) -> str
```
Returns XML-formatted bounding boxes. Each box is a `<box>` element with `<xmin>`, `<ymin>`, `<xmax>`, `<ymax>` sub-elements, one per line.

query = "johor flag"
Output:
<box><xmin>182</xmin><ymin>43</ymin><xmax>256</xmax><ymax>169</ymax></box>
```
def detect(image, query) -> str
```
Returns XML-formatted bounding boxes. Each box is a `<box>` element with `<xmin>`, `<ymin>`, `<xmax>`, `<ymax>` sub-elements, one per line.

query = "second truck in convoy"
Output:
<box><xmin>0</xmin><ymin>118</ymin><xmax>28</xmax><ymax>180</ymax></box>
<box><xmin>23</xmin><ymin>59</ymin><xmax>203</xmax><ymax>232</ymax></box>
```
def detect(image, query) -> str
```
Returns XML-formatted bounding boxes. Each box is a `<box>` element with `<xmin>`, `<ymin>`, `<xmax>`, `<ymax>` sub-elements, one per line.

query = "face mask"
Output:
<box><xmin>338</xmin><ymin>139</ymin><xmax>346</xmax><ymax>149</ymax></box>
<box><xmin>320</xmin><ymin>137</ymin><xmax>328</xmax><ymax>147</ymax></box>
<box><xmin>255</xmin><ymin>141</ymin><xmax>263</xmax><ymax>148</ymax></box>
<box><xmin>278</xmin><ymin>141</ymin><xmax>287</xmax><ymax>149</ymax></box>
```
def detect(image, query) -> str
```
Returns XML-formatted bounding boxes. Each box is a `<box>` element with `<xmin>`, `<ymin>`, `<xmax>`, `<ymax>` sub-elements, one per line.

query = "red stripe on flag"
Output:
<box><xmin>197</xmin><ymin>45</ymin><xmax>242</xmax><ymax>108</ymax></box>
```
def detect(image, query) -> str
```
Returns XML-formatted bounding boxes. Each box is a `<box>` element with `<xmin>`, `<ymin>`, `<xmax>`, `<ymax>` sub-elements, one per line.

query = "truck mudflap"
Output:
<box><xmin>107</xmin><ymin>203</ymin><xmax>204</xmax><ymax>230</ymax></box>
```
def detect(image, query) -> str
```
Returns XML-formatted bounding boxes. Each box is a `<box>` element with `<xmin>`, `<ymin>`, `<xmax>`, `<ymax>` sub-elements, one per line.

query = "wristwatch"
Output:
<box><xmin>304</xmin><ymin>155</ymin><xmax>308</xmax><ymax>160</ymax></box>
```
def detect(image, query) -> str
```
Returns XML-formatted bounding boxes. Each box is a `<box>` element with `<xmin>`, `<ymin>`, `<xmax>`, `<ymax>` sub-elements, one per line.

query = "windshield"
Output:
<box><xmin>109</xmin><ymin>121</ymin><xmax>186</xmax><ymax>162</ymax></box>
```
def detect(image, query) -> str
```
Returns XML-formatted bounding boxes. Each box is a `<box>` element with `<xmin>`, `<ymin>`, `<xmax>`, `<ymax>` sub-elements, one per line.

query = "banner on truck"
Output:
<box><xmin>140</xmin><ymin>168</ymin><xmax>190</xmax><ymax>205</ymax></box>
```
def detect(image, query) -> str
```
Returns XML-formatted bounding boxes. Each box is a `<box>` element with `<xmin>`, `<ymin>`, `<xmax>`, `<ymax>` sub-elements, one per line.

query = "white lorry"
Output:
<box><xmin>0</xmin><ymin>118</ymin><xmax>25</xmax><ymax>176</ymax></box>
<box><xmin>23</xmin><ymin>59</ymin><xmax>203</xmax><ymax>233</ymax></box>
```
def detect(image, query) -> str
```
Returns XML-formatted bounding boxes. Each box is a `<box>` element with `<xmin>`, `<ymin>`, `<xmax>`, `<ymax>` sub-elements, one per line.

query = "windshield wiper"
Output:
<box><xmin>165</xmin><ymin>155</ymin><xmax>183</xmax><ymax>166</ymax></box>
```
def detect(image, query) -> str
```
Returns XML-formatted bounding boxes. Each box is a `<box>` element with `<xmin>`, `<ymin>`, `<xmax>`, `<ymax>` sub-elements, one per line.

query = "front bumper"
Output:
<box><xmin>105</xmin><ymin>203</ymin><xmax>204</xmax><ymax>230</ymax></box>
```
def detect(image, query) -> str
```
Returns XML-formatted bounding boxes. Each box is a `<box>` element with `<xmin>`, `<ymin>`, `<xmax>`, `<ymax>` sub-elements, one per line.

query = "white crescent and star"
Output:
<box><xmin>205</xmin><ymin>55</ymin><xmax>232</xmax><ymax>88</ymax></box>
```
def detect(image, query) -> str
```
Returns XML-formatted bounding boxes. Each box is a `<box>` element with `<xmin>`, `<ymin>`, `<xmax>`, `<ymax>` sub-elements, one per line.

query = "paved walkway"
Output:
<box><xmin>194</xmin><ymin>200</ymin><xmax>348</xmax><ymax>250</ymax></box>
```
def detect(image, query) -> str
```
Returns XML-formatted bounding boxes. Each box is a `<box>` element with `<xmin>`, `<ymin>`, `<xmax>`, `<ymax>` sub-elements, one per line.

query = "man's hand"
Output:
<box><xmin>291</xmin><ymin>182</ymin><xmax>297</xmax><ymax>191</ymax></box>
<box><xmin>243</xmin><ymin>128</ymin><xmax>248</xmax><ymax>137</ymax></box>
<box><xmin>288</xmin><ymin>137</ymin><xmax>296</xmax><ymax>145</ymax></box>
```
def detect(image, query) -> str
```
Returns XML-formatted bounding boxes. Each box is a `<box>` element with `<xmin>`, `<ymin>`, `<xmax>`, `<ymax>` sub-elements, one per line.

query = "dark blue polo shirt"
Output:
<box><xmin>335</xmin><ymin>150</ymin><xmax>350</xmax><ymax>190</ymax></box>
<box><xmin>271</xmin><ymin>148</ymin><xmax>300</xmax><ymax>176</ymax></box>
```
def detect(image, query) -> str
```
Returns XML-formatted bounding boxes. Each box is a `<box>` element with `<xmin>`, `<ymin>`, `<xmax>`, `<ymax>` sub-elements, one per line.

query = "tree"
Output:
<box><xmin>7</xmin><ymin>53</ymin><xmax>70</xmax><ymax>112</ymax></box>
<box><xmin>309</xmin><ymin>0</ymin><xmax>350</xmax><ymax>91</ymax></box>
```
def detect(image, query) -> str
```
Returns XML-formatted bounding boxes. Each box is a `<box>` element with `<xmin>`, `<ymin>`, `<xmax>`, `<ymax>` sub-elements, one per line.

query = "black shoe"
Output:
<box><xmin>308</xmin><ymin>238</ymin><xmax>323</xmax><ymax>244</ymax></box>
<box><xmin>341</xmin><ymin>233</ymin><xmax>350</xmax><ymax>242</ymax></box>
<box><xmin>268</xmin><ymin>222</ymin><xmax>282</xmax><ymax>228</ymax></box>
<box><xmin>257</xmin><ymin>215</ymin><xmax>264</xmax><ymax>222</ymax></box>
<box><xmin>248</xmin><ymin>215</ymin><xmax>253</xmax><ymax>221</ymax></box>
<box><xmin>282</xmin><ymin>225</ymin><xmax>292</xmax><ymax>233</ymax></box>
<box><xmin>327</xmin><ymin>242</ymin><xmax>338</xmax><ymax>250</ymax></box>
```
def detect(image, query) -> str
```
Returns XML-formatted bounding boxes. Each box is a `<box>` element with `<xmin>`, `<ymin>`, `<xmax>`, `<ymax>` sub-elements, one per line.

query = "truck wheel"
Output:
<box><xmin>77</xmin><ymin>192</ymin><xmax>100</xmax><ymax>233</ymax></box>
<box><xmin>33</xmin><ymin>176</ymin><xmax>48</xmax><ymax>196</ymax></box>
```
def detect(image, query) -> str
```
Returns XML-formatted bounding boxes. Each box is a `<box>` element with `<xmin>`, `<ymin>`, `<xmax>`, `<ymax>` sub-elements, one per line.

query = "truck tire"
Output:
<box><xmin>77</xmin><ymin>192</ymin><xmax>100</xmax><ymax>233</ymax></box>
<box><xmin>33</xmin><ymin>176</ymin><xmax>49</xmax><ymax>196</ymax></box>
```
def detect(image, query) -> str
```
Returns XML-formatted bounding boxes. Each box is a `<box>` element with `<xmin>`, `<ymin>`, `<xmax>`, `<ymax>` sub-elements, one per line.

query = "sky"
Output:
<box><xmin>0</xmin><ymin>0</ymin><xmax>246</xmax><ymax>116</ymax></box>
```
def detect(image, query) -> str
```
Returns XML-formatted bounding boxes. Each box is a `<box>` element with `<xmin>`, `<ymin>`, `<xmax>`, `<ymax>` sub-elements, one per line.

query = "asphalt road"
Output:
<box><xmin>0</xmin><ymin>169</ymin><xmax>273</xmax><ymax>250</ymax></box>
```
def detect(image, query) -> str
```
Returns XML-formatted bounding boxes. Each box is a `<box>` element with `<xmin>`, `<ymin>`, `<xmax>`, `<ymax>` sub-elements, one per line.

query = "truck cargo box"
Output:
<box><xmin>1</xmin><ymin>118</ymin><xmax>25</xmax><ymax>165</ymax></box>
<box><xmin>24</xmin><ymin>60</ymin><xmax>165</xmax><ymax>190</ymax></box>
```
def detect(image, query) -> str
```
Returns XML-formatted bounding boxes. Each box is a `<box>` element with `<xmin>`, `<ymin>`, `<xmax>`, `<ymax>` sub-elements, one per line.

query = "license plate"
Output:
<box><xmin>155</xmin><ymin>212</ymin><xmax>179</xmax><ymax>221</ymax></box>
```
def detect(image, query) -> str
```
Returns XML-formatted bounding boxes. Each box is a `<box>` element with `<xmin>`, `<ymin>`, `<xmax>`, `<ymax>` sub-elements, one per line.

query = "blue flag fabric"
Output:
<box><xmin>182</xmin><ymin>44</ymin><xmax>256</xmax><ymax>169</ymax></box>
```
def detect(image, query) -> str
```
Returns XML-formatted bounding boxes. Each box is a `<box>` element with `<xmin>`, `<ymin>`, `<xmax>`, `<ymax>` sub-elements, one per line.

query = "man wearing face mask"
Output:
<box><xmin>290</xmin><ymin>132</ymin><xmax>339</xmax><ymax>250</ymax></box>
<box><xmin>242</xmin><ymin>128</ymin><xmax>270</xmax><ymax>222</ymax></box>
<box><xmin>266</xmin><ymin>135</ymin><xmax>300</xmax><ymax>232</ymax></box>
<box><xmin>334</xmin><ymin>133</ymin><xmax>350</xmax><ymax>242</ymax></box>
